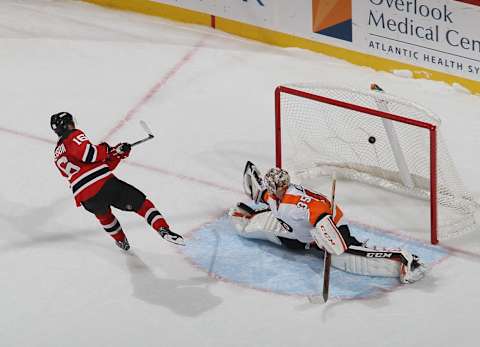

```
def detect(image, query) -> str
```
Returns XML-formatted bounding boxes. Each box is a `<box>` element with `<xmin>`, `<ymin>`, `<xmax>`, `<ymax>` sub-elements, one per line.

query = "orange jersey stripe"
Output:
<box><xmin>280</xmin><ymin>193</ymin><xmax>343</xmax><ymax>226</ymax></box>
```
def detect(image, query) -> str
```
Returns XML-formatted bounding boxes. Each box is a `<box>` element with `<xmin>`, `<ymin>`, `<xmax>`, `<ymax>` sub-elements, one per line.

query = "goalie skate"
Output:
<box><xmin>400</xmin><ymin>254</ymin><xmax>427</xmax><ymax>284</ymax></box>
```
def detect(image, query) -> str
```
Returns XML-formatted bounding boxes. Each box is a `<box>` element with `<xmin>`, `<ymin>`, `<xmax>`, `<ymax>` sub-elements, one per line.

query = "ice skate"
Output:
<box><xmin>115</xmin><ymin>238</ymin><xmax>130</xmax><ymax>251</ymax></box>
<box><xmin>158</xmin><ymin>227</ymin><xmax>185</xmax><ymax>246</ymax></box>
<box><xmin>400</xmin><ymin>254</ymin><xmax>426</xmax><ymax>284</ymax></box>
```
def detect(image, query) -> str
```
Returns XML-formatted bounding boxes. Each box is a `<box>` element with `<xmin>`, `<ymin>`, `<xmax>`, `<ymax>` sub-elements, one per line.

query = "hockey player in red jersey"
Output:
<box><xmin>51</xmin><ymin>112</ymin><xmax>184</xmax><ymax>250</ymax></box>
<box><xmin>230</xmin><ymin>162</ymin><xmax>426</xmax><ymax>284</ymax></box>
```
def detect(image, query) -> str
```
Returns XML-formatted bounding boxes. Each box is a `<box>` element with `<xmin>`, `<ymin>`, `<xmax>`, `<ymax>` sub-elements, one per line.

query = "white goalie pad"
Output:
<box><xmin>331</xmin><ymin>245</ymin><xmax>426</xmax><ymax>283</ymax></box>
<box><xmin>229</xmin><ymin>208</ymin><xmax>293</xmax><ymax>246</ymax></box>
<box><xmin>331</xmin><ymin>249</ymin><xmax>401</xmax><ymax>278</ymax></box>
<box><xmin>311</xmin><ymin>216</ymin><xmax>348</xmax><ymax>255</ymax></box>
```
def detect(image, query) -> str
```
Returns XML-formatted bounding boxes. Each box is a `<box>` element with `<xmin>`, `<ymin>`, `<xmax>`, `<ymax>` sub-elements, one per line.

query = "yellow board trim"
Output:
<box><xmin>82</xmin><ymin>0</ymin><xmax>211</xmax><ymax>26</ymax></box>
<box><xmin>82</xmin><ymin>0</ymin><xmax>480</xmax><ymax>94</ymax></box>
<box><xmin>216</xmin><ymin>17</ymin><xmax>480</xmax><ymax>94</ymax></box>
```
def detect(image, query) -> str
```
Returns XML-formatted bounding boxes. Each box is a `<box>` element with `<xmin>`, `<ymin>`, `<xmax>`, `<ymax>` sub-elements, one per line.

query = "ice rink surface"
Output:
<box><xmin>1</xmin><ymin>1</ymin><xmax>480</xmax><ymax>346</ymax></box>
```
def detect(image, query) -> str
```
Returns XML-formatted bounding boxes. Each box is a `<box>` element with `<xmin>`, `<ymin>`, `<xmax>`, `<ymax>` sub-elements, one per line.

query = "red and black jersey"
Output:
<box><xmin>53</xmin><ymin>129</ymin><xmax>115</xmax><ymax>206</ymax></box>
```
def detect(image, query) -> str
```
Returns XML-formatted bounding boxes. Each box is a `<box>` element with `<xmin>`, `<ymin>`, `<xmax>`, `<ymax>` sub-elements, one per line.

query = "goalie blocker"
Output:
<box><xmin>231</xmin><ymin>161</ymin><xmax>426</xmax><ymax>284</ymax></box>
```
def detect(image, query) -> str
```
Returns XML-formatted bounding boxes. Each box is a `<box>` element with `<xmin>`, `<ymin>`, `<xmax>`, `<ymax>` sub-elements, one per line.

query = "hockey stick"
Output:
<box><xmin>130</xmin><ymin>120</ymin><xmax>155</xmax><ymax>147</ymax></box>
<box><xmin>322</xmin><ymin>173</ymin><xmax>336</xmax><ymax>303</ymax></box>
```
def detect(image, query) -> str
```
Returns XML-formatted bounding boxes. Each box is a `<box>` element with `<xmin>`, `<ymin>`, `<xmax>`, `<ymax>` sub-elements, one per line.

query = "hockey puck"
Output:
<box><xmin>368</xmin><ymin>136</ymin><xmax>376</xmax><ymax>144</ymax></box>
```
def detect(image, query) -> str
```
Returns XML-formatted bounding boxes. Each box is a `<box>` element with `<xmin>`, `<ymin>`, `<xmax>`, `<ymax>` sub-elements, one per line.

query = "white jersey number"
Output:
<box><xmin>72</xmin><ymin>134</ymin><xmax>88</xmax><ymax>145</ymax></box>
<box><xmin>296</xmin><ymin>195</ymin><xmax>312</xmax><ymax>209</ymax></box>
<box><xmin>56</xmin><ymin>156</ymin><xmax>80</xmax><ymax>179</ymax></box>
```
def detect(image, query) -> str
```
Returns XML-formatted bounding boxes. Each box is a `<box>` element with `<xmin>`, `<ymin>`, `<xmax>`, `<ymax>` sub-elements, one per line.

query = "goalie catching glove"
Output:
<box><xmin>243</xmin><ymin>161</ymin><xmax>264</xmax><ymax>201</ymax></box>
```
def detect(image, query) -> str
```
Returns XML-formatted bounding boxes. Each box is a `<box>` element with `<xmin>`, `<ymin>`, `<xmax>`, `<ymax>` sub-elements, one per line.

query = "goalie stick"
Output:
<box><xmin>130</xmin><ymin>120</ymin><xmax>155</xmax><ymax>147</ymax></box>
<box><xmin>235</xmin><ymin>202</ymin><xmax>270</xmax><ymax>219</ymax></box>
<box><xmin>307</xmin><ymin>173</ymin><xmax>337</xmax><ymax>304</ymax></box>
<box><xmin>322</xmin><ymin>173</ymin><xmax>336</xmax><ymax>303</ymax></box>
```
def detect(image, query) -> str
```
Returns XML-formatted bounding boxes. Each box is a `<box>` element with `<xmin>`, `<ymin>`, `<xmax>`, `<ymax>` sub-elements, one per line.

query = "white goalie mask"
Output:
<box><xmin>264</xmin><ymin>167</ymin><xmax>290</xmax><ymax>196</ymax></box>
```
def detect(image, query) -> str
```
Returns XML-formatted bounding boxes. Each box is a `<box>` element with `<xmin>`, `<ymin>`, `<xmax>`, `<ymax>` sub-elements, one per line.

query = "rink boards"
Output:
<box><xmin>83</xmin><ymin>0</ymin><xmax>480</xmax><ymax>94</ymax></box>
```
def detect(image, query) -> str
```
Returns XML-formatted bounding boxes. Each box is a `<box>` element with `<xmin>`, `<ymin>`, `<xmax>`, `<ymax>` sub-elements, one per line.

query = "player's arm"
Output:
<box><xmin>102</xmin><ymin>142</ymin><xmax>131</xmax><ymax>170</ymax></box>
<box><xmin>68</xmin><ymin>131</ymin><xmax>110</xmax><ymax>164</ymax></box>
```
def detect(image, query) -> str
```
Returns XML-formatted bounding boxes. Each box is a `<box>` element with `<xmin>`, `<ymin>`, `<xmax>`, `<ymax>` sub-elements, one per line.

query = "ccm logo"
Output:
<box><xmin>366</xmin><ymin>253</ymin><xmax>392</xmax><ymax>258</ymax></box>
<box><xmin>321</xmin><ymin>226</ymin><xmax>336</xmax><ymax>245</ymax></box>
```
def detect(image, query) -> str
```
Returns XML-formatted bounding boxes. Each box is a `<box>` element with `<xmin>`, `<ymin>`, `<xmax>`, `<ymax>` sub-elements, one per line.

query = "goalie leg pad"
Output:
<box><xmin>243</xmin><ymin>211</ymin><xmax>289</xmax><ymax>246</ymax></box>
<box><xmin>332</xmin><ymin>246</ymin><xmax>401</xmax><ymax>278</ymax></box>
<box><xmin>332</xmin><ymin>245</ymin><xmax>426</xmax><ymax>283</ymax></box>
<box><xmin>311</xmin><ymin>215</ymin><xmax>348</xmax><ymax>255</ymax></box>
<box><xmin>229</xmin><ymin>209</ymin><xmax>284</xmax><ymax>246</ymax></box>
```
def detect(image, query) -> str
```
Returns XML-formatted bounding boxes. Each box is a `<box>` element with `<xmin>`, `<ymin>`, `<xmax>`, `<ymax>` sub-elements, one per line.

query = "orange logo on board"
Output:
<box><xmin>312</xmin><ymin>0</ymin><xmax>352</xmax><ymax>42</ymax></box>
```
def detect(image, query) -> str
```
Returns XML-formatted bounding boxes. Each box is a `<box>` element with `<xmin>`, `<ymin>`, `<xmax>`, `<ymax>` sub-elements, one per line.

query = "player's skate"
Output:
<box><xmin>400</xmin><ymin>253</ymin><xmax>426</xmax><ymax>284</ymax></box>
<box><xmin>158</xmin><ymin>227</ymin><xmax>185</xmax><ymax>246</ymax></box>
<box><xmin>115</xmin><ymin>238</ymin><xmax>130</xmax><ymax>251</ymax></box>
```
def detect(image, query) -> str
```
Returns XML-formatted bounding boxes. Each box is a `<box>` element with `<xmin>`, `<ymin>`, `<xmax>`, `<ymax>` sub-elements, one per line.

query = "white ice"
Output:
<box><xmin>1</xmin><ymin>1</ymin><xmax>480</xmax><ymax>346</ymax></box>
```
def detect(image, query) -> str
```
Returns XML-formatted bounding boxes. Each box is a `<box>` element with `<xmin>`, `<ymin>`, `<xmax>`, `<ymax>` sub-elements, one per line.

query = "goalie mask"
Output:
<box><xmin>264</xmin><ymin>167</ymin><xmax>290</xmax><ymax>197</ymax></box>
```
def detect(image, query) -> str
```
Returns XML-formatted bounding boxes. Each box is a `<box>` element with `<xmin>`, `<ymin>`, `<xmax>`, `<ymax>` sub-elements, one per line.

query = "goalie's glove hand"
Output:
<box><xmin>110</xmin><ymin>142</ymin><xmax>131</xmax><ymax>159</ymax></box>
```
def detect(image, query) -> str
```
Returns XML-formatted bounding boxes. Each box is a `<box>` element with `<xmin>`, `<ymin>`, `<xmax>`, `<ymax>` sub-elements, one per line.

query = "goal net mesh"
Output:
<box><xmin>277</xmin><ymin>83</ymin><xmax>479</xmax><ymax>241</ymax></box>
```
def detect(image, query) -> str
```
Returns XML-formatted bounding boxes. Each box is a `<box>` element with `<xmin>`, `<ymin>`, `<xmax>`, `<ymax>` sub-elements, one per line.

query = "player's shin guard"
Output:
<box><xmin>136</xmin><ymin>199</ymin><xmax>169</xmax><ymax>231</ymax></box>
<box><xmin>96</xmin><ymin>210</ymin><xmax>126</xmax><ymax>242</ymax></box>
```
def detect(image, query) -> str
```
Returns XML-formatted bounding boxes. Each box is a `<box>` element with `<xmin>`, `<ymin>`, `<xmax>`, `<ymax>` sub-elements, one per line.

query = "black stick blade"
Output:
<box><xmin>322</xmin><ymin>252</ymin><xmax>332</xmax><ymax>302</ymax></box>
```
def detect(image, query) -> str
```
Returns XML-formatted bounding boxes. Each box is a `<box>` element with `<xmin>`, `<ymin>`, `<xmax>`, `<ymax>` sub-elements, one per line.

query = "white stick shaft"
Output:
<box><xmin>130</xmin><ymin>135</ymin><xmax>154</xmax><ymax>147</ymax></box>
<box><xmin>322</xmin><ymin>172</ymin><xmax>337</xmax><ymax>303</ymax></box>
<box><xmin>139</xmin><ymin>120</ymin><xmax>154</xmax><ymax>136</ymax></box>
<box><xmin>331</xmin><ymin>173</ymin><xmax>337</xmax><ymax>219</ymax></box>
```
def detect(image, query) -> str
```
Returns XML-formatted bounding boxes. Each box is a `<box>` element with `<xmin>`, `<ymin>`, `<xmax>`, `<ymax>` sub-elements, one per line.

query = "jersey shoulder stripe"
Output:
<box><xmin>304</xmin><ymin>189</ymin><xmax>329</xmax><ymax>202</ymax></box>
<box><xmin>82</xmin><ymin>143</ymin><xmax>97</xmax><ymax>163</ymax></box>
<box><xmin>281</xmin><ymin>194</ymin><xmax>301</xmax><ymax>205</ymax></box>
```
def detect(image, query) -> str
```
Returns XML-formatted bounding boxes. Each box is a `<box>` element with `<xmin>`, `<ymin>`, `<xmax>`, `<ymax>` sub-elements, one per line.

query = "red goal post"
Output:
<box><xmin>275</xmin><ymin>84</ymin><xmax>479</xmax><ymax>244</ymax></box>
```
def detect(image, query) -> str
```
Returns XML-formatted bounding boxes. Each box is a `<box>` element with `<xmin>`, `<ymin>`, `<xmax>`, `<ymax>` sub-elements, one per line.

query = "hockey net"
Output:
<box><xmin>275</xmin><ymin>83</ymin><xmax>479</xmax><ymax>244</ymax></box>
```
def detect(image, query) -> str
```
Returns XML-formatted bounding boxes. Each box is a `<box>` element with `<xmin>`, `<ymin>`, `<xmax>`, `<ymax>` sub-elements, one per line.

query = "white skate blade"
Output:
<box><xmin>163</xmin><ymin>234</ymin><xmax>185</xmax><ymax>246</ymax></box>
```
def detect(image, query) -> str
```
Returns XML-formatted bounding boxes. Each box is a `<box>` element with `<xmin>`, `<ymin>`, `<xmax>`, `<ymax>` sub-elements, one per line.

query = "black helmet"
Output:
<box><xmin>50</xmin><ymin>112</ymin><xmax>74</xmax><ymax>137</ymax></box>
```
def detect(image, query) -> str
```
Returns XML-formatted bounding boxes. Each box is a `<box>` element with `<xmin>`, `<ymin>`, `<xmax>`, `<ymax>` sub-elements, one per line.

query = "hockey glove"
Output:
<box><xmin>110</xmin><ymin>143</ymin><xmax>131</xmax><ymax>159</ymax></box>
